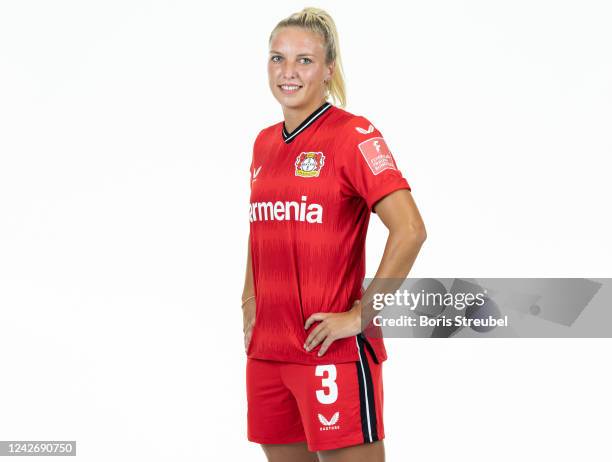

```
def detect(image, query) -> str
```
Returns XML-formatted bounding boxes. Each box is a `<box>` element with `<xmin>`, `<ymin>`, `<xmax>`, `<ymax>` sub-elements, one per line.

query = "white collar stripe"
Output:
<box><xmin>282</xmin><ymin>102</ymin><xmax>332</xmax><ymax>144</ymax></box>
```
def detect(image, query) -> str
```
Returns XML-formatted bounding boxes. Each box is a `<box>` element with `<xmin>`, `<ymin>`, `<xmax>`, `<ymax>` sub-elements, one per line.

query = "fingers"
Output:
<box><xmin>304</xmin><ymin>324</ymin><xmax>337</xmax><ymax>356</ymax></box>
<box><xmin>244</xmin><ymin>321</ymin><xmax>254</xmax><ymax>352</ymax></box>
<box><xmin>317</xmin><ymin>336</ymin><xmax>335</xmax><ymax>357</ymax></box>
<box><xmin>244</xmin><ymin>329</ymin><xmax>252</xmax><ymax>352</ymax></box>
<box><xmin>243</xmin><ymin>300</ymin><xmax>255</xmax><ymax>351</ymax></box>
<box><xmin>304</xmin><ymin>312</ymin><xmax>327</xmax><ymax>330</ymax></box>
<box><xmin>305</xmin><ymin>327</ymin><xmax>336</xmax><ymax>357</ymax></box>
<box><xmin>304</xmin><ymin>322</ymin><xmax>328</xmax><ymax>351</ymax></box>
<box><xmin>244</xmin><ymin>331</ymin><xmax>253</xmax><ymax>352</ymax></box>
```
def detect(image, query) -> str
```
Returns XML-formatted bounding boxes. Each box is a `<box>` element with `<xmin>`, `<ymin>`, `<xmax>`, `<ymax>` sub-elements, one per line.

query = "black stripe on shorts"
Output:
<box><xmin>355</xmin><ymin>335</ymin><xmax>379</xmax><ymax>443</ymax></box>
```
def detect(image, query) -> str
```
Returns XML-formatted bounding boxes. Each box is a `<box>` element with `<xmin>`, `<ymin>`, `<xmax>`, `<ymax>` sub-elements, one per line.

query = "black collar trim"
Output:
<box><xmin>282</xmin><ymin>102</ymin><xmax>332</xmax><ymax>144</ymax></box>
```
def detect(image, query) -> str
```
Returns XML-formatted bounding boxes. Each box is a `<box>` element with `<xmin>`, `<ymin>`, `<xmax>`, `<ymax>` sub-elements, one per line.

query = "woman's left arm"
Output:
<box><xmin>368</xmin><ymin>188</ymin><xmax>427</xmax><ymax>278</ymax></box>
<box><xmin>304</xmin><ymin>189</ymin><xmax>427</xmax><ymax>356</ymax></box>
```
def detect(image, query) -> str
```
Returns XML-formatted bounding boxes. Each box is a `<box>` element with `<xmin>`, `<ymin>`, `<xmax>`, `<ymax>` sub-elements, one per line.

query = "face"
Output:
<box><xmin>268</xmin><ymin>26</ymin><xmax>334</xmax><ymax>110</ymax></box>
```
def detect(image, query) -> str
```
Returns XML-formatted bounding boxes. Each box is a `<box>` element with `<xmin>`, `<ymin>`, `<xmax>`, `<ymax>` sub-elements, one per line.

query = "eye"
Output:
<box><xmin>300</xmin><ymin>57</ymin><xmax>312</xmax><ymax>64</ymax></box>
<box><xmin>270</xmin><ymin>55</ymin><xmax>281</xmax><ymax>63</ymax></box>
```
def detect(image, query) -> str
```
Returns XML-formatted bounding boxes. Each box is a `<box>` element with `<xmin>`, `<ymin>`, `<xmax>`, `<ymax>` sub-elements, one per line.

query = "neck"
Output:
<box><xmin>283</xmin><ymin>98</ymin><xmax>328</xmax><ymax>133</ymax></box>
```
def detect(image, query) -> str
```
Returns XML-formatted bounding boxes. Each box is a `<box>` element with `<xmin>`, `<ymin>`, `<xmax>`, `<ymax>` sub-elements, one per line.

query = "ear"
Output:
<box><xmin>326</xmin><ymin>61</ymin><xmax>335</xmax><ymax>81</ymax></box>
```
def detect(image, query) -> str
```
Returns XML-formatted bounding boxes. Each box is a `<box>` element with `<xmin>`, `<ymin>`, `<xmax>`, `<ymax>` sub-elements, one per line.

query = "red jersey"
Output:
<box><xmin>247</xmin><ymin>102</ymin><xmax>411</xmax><ymax>365</ymax></box>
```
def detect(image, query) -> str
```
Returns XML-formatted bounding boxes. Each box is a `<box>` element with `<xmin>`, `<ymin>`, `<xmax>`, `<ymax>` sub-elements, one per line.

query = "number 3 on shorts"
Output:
<box><xmin>315</xmin><ymin>365</ymin><xmax>338</xmax><ymax>404</ymax></box>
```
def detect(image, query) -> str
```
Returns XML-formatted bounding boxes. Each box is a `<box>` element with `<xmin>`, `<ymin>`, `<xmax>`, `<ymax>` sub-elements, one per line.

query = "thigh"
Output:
<box><xmin>318</xmin><ymin>439</ymin><xmax>384</xmax><ymax>462</ymax></box>
<box><xmin>261</xmin><ymin>441</ymin><xmax>319</xmax><ymax>462</ymax></box>
<box><xmin>246</xmin><ymin>358</ymin><xmax>307</xmax><ymax>445</ymax></box>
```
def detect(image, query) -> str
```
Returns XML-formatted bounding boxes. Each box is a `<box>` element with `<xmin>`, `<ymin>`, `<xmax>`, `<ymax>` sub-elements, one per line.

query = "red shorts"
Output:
<box><xmin>246</xmin><ymin>335</ymin><xmax>384</xmax><ymax>452</ymax></box>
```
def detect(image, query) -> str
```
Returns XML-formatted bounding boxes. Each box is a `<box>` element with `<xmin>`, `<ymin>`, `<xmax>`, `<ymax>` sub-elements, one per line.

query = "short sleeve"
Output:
<box><xmin>249</xmin><ymin>129</ymin><xmax>264</xmax><ymax>189</ymax></box>
<box><xmin>248</xmin><ymin>144</ymin><xmax>254</xmax><ymax>190</ymax></box>
<box><xmin>338</xmin><ymin>116</ymin><xmax>411</xmax><ymax>213</ymax></box>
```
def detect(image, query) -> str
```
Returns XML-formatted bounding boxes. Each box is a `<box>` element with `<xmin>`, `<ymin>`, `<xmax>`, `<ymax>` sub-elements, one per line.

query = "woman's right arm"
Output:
<box><xmin>242</xmin><ymin>233</ymin><xmax>256</xmax><ymax>353</ymax></box>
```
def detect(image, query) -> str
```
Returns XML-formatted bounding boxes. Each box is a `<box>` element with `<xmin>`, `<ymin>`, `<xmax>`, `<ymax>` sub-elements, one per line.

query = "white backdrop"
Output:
<box><xmin>0</xmin><ymin>1</ymin><xmax>610</xmax><ymax>460</ymax></box>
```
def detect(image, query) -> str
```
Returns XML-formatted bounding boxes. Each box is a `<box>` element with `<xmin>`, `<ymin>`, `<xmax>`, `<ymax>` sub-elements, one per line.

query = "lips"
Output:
<box><xmin>279</xmin><ymin>84</ymin><xmax>302</xmax><ymax>94</ymax></box>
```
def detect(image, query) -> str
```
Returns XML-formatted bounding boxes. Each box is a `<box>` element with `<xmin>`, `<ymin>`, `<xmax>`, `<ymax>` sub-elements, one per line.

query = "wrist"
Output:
<box><xmin>351</xmin><ymin>300</ymin><xmax>363</xmax><ymax>332</ymax></box>
<box><xmin>241</xmin><ymin>295</ymin><xmax>256</xmax><ymax>309</ymax></box>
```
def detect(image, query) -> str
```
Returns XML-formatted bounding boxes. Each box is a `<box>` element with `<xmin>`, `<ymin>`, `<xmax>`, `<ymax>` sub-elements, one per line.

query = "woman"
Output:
<box><xmin>242</xmin><ymin>7</ymin><xmax>426</xmax><ymax>462</ymax></box>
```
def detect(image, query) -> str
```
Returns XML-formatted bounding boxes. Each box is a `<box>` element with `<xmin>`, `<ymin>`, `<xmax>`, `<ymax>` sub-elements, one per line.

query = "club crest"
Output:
<box><xmin>295</xmin><ymin>152</ymin><xmax>325</xmax><ymax>178</ymax></box>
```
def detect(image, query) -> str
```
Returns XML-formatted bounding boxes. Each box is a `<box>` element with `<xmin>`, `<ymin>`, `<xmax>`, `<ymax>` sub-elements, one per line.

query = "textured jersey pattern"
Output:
<box><xmin>248</xmin><ymin>104</ymin><xmax>411</xmax><ymax>364</ymax></box>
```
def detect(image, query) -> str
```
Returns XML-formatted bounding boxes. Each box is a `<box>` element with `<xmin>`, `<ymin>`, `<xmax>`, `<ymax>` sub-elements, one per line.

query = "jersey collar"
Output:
<box><xmin>281</xmin><ymin>101</ymin><xmax>333</xmax><ymax>144</ymax></box>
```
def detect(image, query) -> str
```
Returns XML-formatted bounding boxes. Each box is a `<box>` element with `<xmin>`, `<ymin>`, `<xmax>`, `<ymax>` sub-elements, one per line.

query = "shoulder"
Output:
<box><xmin>253</xmin><ymin>121</ymin><xmax>282</xmax><ymax>149</ymax></box>
<box><xmin>330</xmin><ymin>107</ymin><xmax>385</xmax><ymax>161</ymax></box>
<box><xmin>330</xmin><ymin>106</ymin><xmax>380</xmax><ymax>133</ymax></box>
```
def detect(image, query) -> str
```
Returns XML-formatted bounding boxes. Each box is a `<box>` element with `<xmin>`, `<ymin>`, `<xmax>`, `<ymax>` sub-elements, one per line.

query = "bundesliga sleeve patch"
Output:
<box><xmin>357</xmin><ymin>137</ymin><xmax>397</xmax><ymax>175</ymax></box>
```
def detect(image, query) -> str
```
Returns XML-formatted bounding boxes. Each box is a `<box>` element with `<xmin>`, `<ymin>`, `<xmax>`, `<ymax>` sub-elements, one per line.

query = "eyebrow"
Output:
<box><xmin>269</xmin><ymin>50</ymin><xmax>314</xmax><ymax>57</ymax></box>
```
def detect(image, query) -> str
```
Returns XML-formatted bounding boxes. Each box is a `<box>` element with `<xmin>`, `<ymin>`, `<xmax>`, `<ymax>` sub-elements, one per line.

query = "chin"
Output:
<box><xmin>277</xmin><ymin>93</ymin><xmax>309</xmax><ymax>109</ymax></box>
<box><xmin>281</xmin><ymin>99</ymin><xmax>303</xmax><ymax>109</ymax></box>
<box><xmin>275</xmin><ymin>96</ymin><xmax>301</xmax><ymax>108</ymax></box>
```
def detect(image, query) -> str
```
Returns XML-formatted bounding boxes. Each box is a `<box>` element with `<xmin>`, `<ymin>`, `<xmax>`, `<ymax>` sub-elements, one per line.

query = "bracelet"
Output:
<box><xmin>241</xmin><ymin>295</ymin><xmax>256</xmax><ymax>308</ymax></box>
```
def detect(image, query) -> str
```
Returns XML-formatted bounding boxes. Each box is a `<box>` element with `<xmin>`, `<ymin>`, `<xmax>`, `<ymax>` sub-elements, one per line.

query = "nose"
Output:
<box><xmin>281</xmin><ymin>60</ymin><xmax>297</xmax><ymax>80</ymax></box>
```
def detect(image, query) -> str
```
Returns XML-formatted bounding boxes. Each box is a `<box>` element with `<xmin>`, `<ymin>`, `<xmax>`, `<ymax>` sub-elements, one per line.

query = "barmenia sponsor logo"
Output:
<box><xmin>249</xmin><ymin>195</ymin><xmax>323</xmax><ymax>224</ymax></box>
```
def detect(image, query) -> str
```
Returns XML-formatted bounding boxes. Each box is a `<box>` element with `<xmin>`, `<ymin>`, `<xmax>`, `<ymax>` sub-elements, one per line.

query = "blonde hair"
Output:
<box><xmin>269</xmin><ymin>7</ymin><xmax>347</xmax><ymax>108</ymax></box>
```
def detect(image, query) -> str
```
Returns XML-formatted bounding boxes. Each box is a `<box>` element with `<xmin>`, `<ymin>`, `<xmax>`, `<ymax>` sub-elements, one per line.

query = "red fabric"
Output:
<box><xmin>246</xmin><ymin>338</ymin><xmax>384</xmax><ymax>451</ymax></box>
<box><xmin>248</xmin><ymin>104</ymin><xmax>411</xmax><ymax>364</ymax></box>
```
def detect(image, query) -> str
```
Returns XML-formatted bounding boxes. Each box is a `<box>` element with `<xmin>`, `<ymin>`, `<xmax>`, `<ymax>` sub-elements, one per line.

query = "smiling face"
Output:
<box><xmin>268</xmin><ymin>26</ymin><xmax>334</xmax><ymax>111</ymax></box>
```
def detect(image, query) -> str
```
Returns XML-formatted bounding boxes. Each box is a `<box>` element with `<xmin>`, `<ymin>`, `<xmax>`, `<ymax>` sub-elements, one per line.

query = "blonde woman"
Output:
<box><xmin>242</xmin><ymin>7</ymin><xmax>426</xmax><ymax>462</ymax></box>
